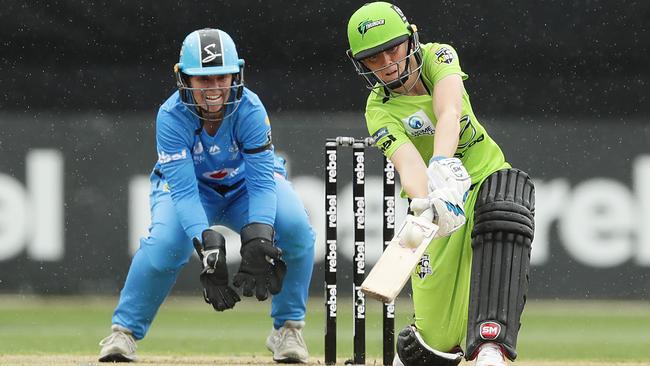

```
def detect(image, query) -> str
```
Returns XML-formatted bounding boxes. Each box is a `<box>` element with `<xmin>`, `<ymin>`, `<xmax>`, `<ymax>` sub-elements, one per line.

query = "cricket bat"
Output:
<box><xmin>361</xmin><ymin>211</ymin><xmax>438</xmax><ymax>303</ymax></box>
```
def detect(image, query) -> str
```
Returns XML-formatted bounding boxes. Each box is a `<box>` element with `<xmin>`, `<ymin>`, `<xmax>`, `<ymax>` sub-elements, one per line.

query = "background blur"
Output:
<box><xmin>1</xmin><ymin>0</ymin><xmax>648</xmax><ymax>301</ymax></box>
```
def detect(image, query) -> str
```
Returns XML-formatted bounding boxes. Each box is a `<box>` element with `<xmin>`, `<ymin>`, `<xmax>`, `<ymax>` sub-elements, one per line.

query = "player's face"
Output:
<box><xmin>188</xmin><ymin>74</ymin><xmax>233</xmax><ymax>114</ymax></box>
<box><xmin>361</xmin><ymin>41</ymin><xmax>409</xmax><ymax>84</ymax></box>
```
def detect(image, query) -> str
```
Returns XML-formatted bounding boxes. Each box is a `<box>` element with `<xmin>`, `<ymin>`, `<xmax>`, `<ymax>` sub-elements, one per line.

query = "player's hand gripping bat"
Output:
<box><xmin>361</xmin><ymin>209</ymin><xmax>437</xmax><ymax>303</ymax></box>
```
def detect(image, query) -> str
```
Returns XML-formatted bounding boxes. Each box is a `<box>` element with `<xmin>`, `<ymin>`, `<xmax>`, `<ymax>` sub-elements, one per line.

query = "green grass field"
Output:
<box><xmin>0</xmin><ymin>296</ymin><xmax>649</xmax><ymax>365</ymax></box>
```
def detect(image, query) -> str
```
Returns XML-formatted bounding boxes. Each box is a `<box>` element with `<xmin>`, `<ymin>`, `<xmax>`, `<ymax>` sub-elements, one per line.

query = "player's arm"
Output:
<box><xmin>390</xmin><ymin>142</ymin><xmax>428</xmax><ymax>199</ymax></box>
<box><xmin>234</xmin><ymin>105</ymin><xmax>286</xmax><ymax>301</ymax></box>
<box><xmin>432</xmin><ymin>73</ymin><xmax>463</xmax><ymax>158</ymax></box>
<box><xmin>237</xmin><ymin>109</ymin><xmax>276</xmax><ymax>226</ymax></box>
<box><xmin>156</xmin><ymin>110</ymin><xmax>210</xmax><ymax>242</ymax></box>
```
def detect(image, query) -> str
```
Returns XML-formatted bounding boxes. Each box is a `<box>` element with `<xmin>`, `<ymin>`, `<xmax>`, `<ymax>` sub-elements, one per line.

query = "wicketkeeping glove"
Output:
<box><xmin>193</xmin><ymin>229</ymin><xmax>241</xmax><ymax>312</ymax></box>
<box><xmin>233</xmin><ymin>223</ymin><xmax>287</xmax><ymax>301</ymax></box>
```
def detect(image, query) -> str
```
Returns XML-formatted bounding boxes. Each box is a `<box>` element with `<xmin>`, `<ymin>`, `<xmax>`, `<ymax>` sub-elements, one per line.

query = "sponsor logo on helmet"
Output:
<box><xmin>435</xmin><ymin>47</ymin><xmax>454</xmax><ymax>64</ymax></box>
<box><xmin>199</xmin><ymin>30</ymin><xmax>223</xmax><ymax>67</ymax></box>
<box><xmin>479</xmin><ymin>321</ymin><xmax>502</xmax><ymax>340</ymax></box>
<box><xmin>390</xmin><ymin>5</ymin><xmax>408</xmax><ymax>23</ymax></box>
<box><xmin>357</xmin><ymin>19</ymin><xmax>385</xmax><ymax>37</ymax></box>
<box><xmin>202</xmin><ymin>44</ymin><xmax>222</xmax><ymax>64</ymax></box>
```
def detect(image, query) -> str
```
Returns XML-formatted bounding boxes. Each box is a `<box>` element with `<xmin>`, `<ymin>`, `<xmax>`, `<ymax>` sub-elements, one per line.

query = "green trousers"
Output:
<box><xmin>410</xmin><ymin>163</ymin><xmax>509</xmax><ymax>352</ymax></box>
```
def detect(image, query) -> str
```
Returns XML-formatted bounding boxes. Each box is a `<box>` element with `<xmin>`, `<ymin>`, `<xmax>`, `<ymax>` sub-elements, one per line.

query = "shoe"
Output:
<box><xmin>98</xmin><ymin>324</ymin><xmax>137</xmax><ymax>362</ymax></box>
<box><xmin>474</xmin><ymin>342</ymin><xmax>506</xmax><ymax>366</ymax></box>
<box><xmin>265</xmin><ymin>320</ymin><xmax>309</xmax><ymax>363</ymax></box>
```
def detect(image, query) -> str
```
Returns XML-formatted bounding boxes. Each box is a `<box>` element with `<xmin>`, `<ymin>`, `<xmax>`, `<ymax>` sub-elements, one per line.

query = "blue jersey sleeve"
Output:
<box><xmin>156</xmin><ymin>107</ymin><xmax>209</xmax><ymax>241</ymax></box>
<box><xmin>235</xmin><ymin>98</ymin><xmax>276</xmax><ymax>226</ymax></box>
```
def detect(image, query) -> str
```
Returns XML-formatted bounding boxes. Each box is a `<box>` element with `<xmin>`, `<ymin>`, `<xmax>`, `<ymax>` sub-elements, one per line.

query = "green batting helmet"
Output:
<box><xmin>346</xmin><ymin>2</ymin><xmax>423</xmax><ymax>96</ymax></box>
<box><xmin>347</xmin><ymin>2</ymin><xmax>412</xmax><ymax>60</ymax></box>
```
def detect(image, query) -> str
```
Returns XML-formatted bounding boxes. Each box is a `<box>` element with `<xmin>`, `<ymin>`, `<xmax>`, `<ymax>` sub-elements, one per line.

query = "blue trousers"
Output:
<box><xmin>112</xmin><ymin>173</ymin><xmax>315</xmax><ymax>340</ymax></box>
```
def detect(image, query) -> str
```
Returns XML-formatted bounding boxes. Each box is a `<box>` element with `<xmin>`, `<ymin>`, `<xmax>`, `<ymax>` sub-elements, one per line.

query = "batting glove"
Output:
<box><xmin>410</xmin><ymin>187</ymin><xmax>467</xmax><ymax>239</ymax></box>
<box><xmin>426</xmin><ymin>156</ymin><xmax>471</xmax><ymax>203</ymax></box>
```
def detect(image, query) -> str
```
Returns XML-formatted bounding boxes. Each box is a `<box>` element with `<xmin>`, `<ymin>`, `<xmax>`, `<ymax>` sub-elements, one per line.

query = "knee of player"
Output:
<box><xmin>473</xmin><ymin>169</ymin><xmax>535</xmax><ymax>242</ymax></box>
<box><xmin>278</xmin><ymin>217</ymin><xmax>315</xmax><ymax>248</ymax></box>
<box><xmin>141</xmin><ymin>238</ymin><xmax>193</xmax><ymax>273</ymax></box>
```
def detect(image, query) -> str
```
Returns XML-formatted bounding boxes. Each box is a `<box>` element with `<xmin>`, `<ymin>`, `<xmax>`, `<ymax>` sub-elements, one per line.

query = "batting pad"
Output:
<box><xmin>466</xmin><ymin>168</ymin><xmax>535</xmax><ymax>360</ymax></box>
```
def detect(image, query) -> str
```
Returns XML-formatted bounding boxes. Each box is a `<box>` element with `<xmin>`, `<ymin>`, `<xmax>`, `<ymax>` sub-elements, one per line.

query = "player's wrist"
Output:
<box><xmin>240</xmin><ymin>223</ymin><xmax>274</xmax><ymax>248</ymax></box>
<box><xmin>429</xmin><ymin>155</ymin><xmax>448</xmax><ymax>164</ymax></box>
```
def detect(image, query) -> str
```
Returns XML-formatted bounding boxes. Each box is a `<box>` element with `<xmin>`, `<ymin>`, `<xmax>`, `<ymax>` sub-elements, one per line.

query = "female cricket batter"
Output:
<box><xmin>346</xmin><ymin>3</ymin><xmax>535</xmax><ymax>365</ymax></box>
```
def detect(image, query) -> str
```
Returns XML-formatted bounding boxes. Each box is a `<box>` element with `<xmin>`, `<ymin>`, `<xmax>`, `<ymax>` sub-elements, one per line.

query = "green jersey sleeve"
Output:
<box><xmin>423</xmin><ymin>43</ymin><xmax>468</xmax><ymax>85</ymax></box>
<box><xmin>365</xmin><ymin>108</ymin><xmax>409</xmax><ymax>159</ymax></box>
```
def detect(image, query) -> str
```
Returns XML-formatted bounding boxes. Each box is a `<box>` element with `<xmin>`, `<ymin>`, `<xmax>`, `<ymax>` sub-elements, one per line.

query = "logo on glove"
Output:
<box><xmin>445</xmin><ymin>200</ymin><xmax>465</xmax><ymax>216</ymax></box>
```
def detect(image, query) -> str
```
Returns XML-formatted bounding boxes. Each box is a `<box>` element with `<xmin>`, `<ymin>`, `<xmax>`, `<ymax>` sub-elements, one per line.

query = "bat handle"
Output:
<box><xmin>419</xmin><ymin>207</ymin><xmax>435</xmax><ymax>222</ymax></box>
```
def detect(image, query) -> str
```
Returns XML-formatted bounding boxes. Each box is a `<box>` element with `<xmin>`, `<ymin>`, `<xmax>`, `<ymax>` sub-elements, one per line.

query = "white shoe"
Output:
<box><xmin>98</xmin><ymin>324</ymin><xmax>137</xmax><ymax>362</ymax></box>
<box><xmin>474</xmin><ymin>342</ymin><xmax>506</xmax><ymax>366</ymax></box>
<box><xmin>265</xmin><ymin>320</ymin><xmax>309</xmax><ymax>363</ymax></box>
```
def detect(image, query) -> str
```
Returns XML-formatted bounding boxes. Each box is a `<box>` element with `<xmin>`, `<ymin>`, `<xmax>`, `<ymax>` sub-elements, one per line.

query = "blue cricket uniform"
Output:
<box><xmin>111</xmin><ymin>88</ymin><xmax>315</xmax><ymax>339</ymax></box>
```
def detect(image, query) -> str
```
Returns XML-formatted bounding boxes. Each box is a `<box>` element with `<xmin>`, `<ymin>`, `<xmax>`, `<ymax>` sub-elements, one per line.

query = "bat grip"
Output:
<box><xmin>419</xmin><ymin>207</ymin><xmax>435</xmax><ymax>222</ymax></box>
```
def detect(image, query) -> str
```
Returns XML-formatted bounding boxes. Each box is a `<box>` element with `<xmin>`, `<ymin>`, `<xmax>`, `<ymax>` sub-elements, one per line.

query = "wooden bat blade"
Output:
<box><xmin>361</xmin><ymin>214</ymin><xmax>438</xmax><ymax>303</ymax></box>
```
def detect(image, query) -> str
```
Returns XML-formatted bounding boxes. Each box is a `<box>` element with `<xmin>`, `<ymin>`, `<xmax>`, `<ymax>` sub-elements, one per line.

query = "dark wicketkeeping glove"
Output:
<box><xmin>193</xmin><ymin>229</ymin><xmax>241</xmax><ymax>311</ymax></box>
<box><xmin>233</xmin><ymin>223</ymin><xmax>287</xmax><ymax>301</ymax></box>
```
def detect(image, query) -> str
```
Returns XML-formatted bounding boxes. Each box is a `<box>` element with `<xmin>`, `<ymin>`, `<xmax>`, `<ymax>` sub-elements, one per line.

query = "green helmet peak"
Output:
<box><xmin>347</xmin><ymin>2</ymin><xmax>411</xmax><ymax>60</ymax></box>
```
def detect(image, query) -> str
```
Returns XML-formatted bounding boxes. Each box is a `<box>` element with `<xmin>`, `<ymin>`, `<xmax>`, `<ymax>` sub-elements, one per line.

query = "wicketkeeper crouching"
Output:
<box><xmin>98</xmin><ymin>28</ymin><xmax>315</xmax><ymax>364</ymax></box>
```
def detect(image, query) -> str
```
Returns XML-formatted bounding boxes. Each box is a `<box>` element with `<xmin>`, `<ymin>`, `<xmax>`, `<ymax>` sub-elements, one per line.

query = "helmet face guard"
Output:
<box><xmin>174</xmin><ymin>65</ymin><xmax>245</xmax><ymax>121</ymax></box>
<box><xmin>346</xmin><ymin>2</ymin><xmax>423</xmax><ymax>99</ymax></box>
<box><xmin>347</xmin><ymin>31</ymin><xmax>423</xmax><ymax>98</ymax></box>
<box><xmin>175</xmin><ymin>28</ymin><xmax>245</xmax><ymax>121</ymax></box>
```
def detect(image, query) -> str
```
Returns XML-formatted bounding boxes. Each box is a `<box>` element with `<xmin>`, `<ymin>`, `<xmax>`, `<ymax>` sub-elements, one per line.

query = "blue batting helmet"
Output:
<box><xmin>174</xmin><ymin>28</ymin><xmax>245</xmax><ymax>121</ymax></box>
<box><xmin>177</xmin><ymin>28</ymin><xmax>244</xmax><ymax>76</ymax></box>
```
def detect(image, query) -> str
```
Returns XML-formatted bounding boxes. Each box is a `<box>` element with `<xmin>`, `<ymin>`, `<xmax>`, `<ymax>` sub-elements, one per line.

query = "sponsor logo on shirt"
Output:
<box><xmin>372</xmin><ymin>127</ymin><xmax>389</xmax><ymax>142</ymax></box>
<box><xmin>228</xmin><ymin>142</ymin><xmax>239</xmax><ymax>160</ymax></box>
<box><xmin>372</xmin><ymin>127</ymin><xmax>397</xmax><ymax>153</ymax></box>
<box><xmin>455</xmin><ymin>115</ymin><xmax>485</xmax><ymax>159</ymax></box>
<box><xmin>193</xmin><ymin>142</ymin><xmax>204</xmax><ymax>155</ymax></box>
<box><xmin>157</xmin><ymin>149</ymin><xmax>187</xmax><ymax>164</ymax></box>
<box><xmin>203</xmin><ymin>167</ymin><xmax>237</xmax><ymax>180</ymax></box>
<box><xmin>416</xmin><ymin>254</ymin><xmax>433</xmax><ymax>279</ymax></box>
<box><xmin>435</xmin><ymin>47</ymin><xmax>454</xmax><ymax>64</ymax></box>
<box><xmin>208</xmin><ymin>145</ymin><xmax>221</xmax><ymax>155</ymax></box>
<box><xmin>401</xmin><ymin>110</ymin><xmax>435</xmax><ymax>137</ymax></box>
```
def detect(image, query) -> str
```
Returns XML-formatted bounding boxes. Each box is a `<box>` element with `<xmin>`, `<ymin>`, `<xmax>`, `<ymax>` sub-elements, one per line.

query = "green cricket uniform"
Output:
<box><xmin>365</xmin><ymin>43</ymin><xmax>510</xmax><ymax>352</ymax></box>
